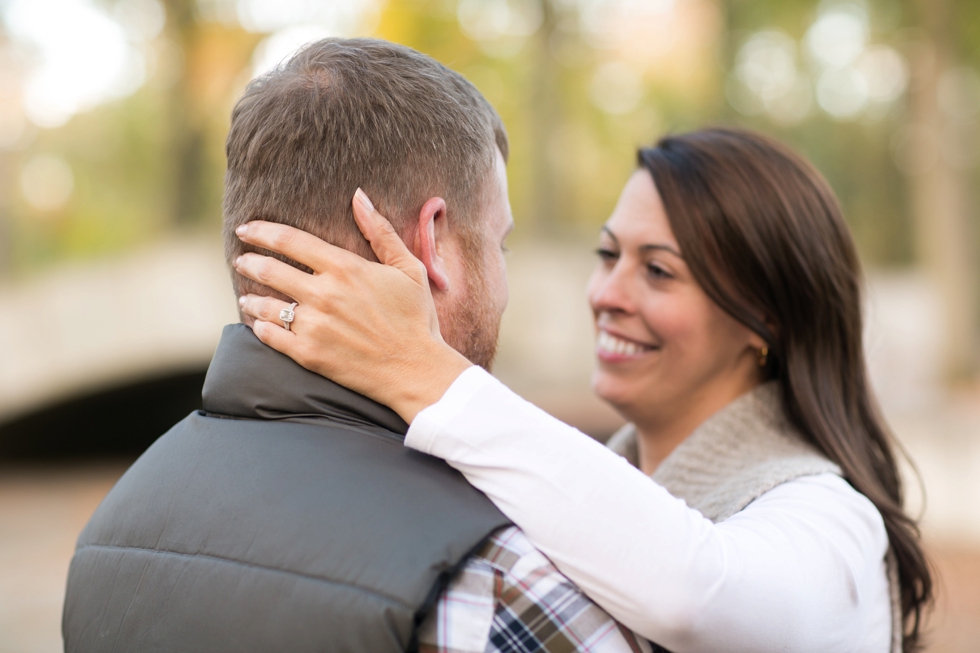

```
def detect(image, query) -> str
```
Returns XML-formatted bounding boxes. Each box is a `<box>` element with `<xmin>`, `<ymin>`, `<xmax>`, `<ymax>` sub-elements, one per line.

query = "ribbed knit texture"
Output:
<box><xmin>607</xmin><ymin>381</ymin><xmax>902</xmax><ymax>653</ymax></box>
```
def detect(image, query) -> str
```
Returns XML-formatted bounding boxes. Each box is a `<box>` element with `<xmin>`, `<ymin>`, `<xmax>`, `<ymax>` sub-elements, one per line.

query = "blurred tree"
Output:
<box><xmin>163</xmin><ymin>0</ymin><xmax>209</xmax><ymax>226</ymax></box>
<box><xmin>0</xmin><ymin>29</ymin><xmax>17</xmax><ymax>277</ymax></box>
<box><xmin>0</xmin><ymin>146</ymin><xmax>11</xmax><ymax>276</ymax></box>
<box><xmin>161</xmin><ymin>0</ymin><xmax>258</xmax><ymax>227</ymax></box>
<box><xmin>526</xmin><ymin>0</ymin><xmax>559</xmax><ymax>235</ymax></box>
<box><xmin>906</xmin><ymin>0</ymin><xmax>978</xmax><ymax>377</ymax></box>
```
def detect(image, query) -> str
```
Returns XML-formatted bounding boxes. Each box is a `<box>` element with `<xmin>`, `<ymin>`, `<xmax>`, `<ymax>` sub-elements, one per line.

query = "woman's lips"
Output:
<box><xmin>596</xmin><ymin>330</ymin><xmax>656</xmax><ymax>361</ymax></box>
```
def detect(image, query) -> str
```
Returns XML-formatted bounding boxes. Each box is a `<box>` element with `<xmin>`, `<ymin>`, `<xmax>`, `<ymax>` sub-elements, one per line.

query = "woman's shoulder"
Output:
<box><xmin>728</xmin><ymin>473</ymin><xmax>894</xmax><ymax>651</ymax></box>
<box><xmin>733</xmin><ymin>472</ymin><xmax>890</xmax><ymax>556</ymax></box>
<box><xmin>753</xmin><ymin>472</ymin><xmax>882</xmax><ymax>512</ymax></box>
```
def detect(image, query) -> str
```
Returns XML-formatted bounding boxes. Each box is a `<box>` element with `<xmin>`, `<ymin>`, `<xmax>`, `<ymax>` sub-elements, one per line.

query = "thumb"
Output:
<box><xmin>352</xmin><ymin>188</ymin><xmax>427</xmax><ymax>282</ymax></box>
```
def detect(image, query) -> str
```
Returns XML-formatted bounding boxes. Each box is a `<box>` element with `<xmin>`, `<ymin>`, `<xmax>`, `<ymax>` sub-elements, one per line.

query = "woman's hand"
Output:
<box><xmin>232</xmin><ymin>188</ymin><xmax>473</xmax><ymax>423</ymax></box>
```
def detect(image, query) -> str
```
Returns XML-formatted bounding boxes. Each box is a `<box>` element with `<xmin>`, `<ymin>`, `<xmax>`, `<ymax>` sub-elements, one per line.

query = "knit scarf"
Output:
<box><xmin>606</xmin><ymin>381</ymin><xmax>902</xmax><ymax>653</ymax></box>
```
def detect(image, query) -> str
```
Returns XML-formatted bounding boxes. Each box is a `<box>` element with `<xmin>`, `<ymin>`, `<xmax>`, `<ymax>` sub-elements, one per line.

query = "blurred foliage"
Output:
<box><xmin>0</xmin><ymin>0</ymin><xmax>978</xmax><ymax>278</ymax></box>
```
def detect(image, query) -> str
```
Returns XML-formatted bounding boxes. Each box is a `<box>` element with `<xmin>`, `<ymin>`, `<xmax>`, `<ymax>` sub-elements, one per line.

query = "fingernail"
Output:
<box><xmin>234</xmin><ymin>255</ymin><xmax>242</xmax><ymax>267</ymax></box>
<box><xmin>238</xmin><ymin>296</ymin><xmax>246</xmax><ymax>307</ymax></box>
<box><xmin>355</xmin><ymin>187</ymin><xmax>375</xmax><ymax>212</ymax></box>
<box><xmin>236</xmin><ymin>224</ymin><xmax>248</xmax><ymax>237</ymax></box>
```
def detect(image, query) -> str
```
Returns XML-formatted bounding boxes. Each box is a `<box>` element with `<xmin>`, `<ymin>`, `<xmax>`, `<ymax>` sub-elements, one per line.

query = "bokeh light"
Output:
<box><xmin>804</xmin><ymin>3</ymin><xmax>868</xmax><ymax>69</ymax></box>
<box><xmin>19</xmin><ymin>154</ymin><xmax>74</xmax><ymax>213</ymax></box>
<box><xmin>2</xmin><ymin>0</ymin><xmax>160</xmax><ymax>128</ymax></box>
<box><xmin>938</xmin><ymin>66</ymin><xmax>980</xmax><ymax>122</ymax></box>
<box><xmin>729</xmin><ymin>5</ymin><xmax>909</xmax><ymax>124</ymax></box>
<box><xmin>856</xmin><ymin>46</ymin><xmax>908</xmax><ymax>104</ymax></box>
<box><xmin>731</xmin><ymin>30</ymin><xmax>813</xmax><ymax>124</ymax></box>
<box><xmin>590</xmin><ymin>61</ymin><xmax>643</xmax><ymax>114</ymax></box>
<box><xmin>251</xmin><ymin>25</ymin><xmax>336</xmax><ymax>77</ymax></box>
<box><xmin>458</xmin><ymin>0</ymin><xmax>543</xmax><ymax>43</ymax></box>
<box><xmin>816</xmin><ymin>66</ymin><xmax>869</xmax><ymax>118</ymax></box>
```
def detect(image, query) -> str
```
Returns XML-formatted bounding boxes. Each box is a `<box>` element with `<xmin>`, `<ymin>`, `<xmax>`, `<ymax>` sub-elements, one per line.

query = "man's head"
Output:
<box><xmin>224</xmin><ymin>38</ymin><xmax>513</xmax><ymax>369</ymax></box>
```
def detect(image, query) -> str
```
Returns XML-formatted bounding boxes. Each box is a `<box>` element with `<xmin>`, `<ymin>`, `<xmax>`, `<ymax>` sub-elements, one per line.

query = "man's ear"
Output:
<box><xmin>414</xmin><ymin>197</ymin><xmax>450</xmax><ymax>292</ymax></box>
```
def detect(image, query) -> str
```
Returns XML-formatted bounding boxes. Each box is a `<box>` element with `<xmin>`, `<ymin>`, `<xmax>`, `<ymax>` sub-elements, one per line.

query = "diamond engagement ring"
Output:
<box><xmin>280</xmin><ymin>302</ymin><xmax>297</xmax><ymax>331</ymax></box>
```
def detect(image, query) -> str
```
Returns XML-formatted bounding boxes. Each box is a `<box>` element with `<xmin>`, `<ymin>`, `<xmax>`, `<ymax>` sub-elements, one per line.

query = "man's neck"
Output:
<box><xmin>202</xmin><ymin>323</ymin><xmax>408</xmax><ymax>434</ymax></box>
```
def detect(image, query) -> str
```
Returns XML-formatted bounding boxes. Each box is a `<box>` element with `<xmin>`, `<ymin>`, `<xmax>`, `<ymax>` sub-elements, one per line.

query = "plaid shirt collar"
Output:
<box><xmin>418</xmin><ymin>526</ymin><xmax>653</xmax><ymax>653</ymax></box>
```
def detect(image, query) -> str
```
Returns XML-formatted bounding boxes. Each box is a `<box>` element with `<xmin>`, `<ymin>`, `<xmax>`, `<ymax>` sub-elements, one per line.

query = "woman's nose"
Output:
<box><xmin>588</xmin><ymin>262</ymin><xmax>635</xmax><ymax>315</ymax></box>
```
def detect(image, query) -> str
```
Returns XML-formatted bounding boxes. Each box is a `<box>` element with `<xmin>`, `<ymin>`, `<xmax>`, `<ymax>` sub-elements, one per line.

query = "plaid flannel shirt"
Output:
<box><xmin>418</xmin><ymin>526</ymin><xmax>652</xmax><ymax>653</ymax></box>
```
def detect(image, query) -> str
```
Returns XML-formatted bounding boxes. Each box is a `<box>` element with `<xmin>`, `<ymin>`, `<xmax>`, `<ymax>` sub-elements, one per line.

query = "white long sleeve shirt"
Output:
<box><xmin>406</xmin><ymin>366</ymin><xmax>892</xmax><ymax>653</ymax></box>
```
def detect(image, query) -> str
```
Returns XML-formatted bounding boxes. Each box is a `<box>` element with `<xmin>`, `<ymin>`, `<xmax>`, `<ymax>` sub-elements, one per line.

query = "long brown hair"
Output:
<box><xmin>638</xmin><ymin>128</ymin><xmax>931</xmax><ymax>651</ymax></box>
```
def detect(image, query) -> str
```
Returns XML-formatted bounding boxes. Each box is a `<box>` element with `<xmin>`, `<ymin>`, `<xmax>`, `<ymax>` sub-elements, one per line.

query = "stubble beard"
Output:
<box><xmin>439</xmin><ymin>248</ymin><xmax>501</xmax><ymax>372</ymax></box>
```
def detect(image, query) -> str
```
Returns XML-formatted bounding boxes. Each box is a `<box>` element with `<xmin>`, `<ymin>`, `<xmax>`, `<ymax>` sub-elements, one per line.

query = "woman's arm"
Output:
<box><xmin>233</xmin><ymin>196</ymin><xmax>891</xmax><ymax>652</ymax></box>
<box><xmin>409</xmin><ymin>365</ymin><xmax>891</xmax><ymax>653</ymax></box>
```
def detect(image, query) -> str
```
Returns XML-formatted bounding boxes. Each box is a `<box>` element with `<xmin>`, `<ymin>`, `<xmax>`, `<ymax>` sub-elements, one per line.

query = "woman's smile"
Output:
<box><xmin>595</xmin><ymin>328</ymin><xmax>657</xmax><ymax>362</ymax></box>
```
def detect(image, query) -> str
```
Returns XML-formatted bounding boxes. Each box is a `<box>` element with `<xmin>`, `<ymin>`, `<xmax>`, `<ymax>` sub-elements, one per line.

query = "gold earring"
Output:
<box><xmin>758</xmin><ymin>346</ymin><xmax>769</xmax><ymax>367</ymax></box>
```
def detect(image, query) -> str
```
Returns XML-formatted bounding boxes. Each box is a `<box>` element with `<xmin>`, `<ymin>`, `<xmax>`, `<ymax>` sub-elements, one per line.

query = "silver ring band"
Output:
<box><xmin>280</xmin><ymin>302</ymin><xmax>297</xmax><ymax>331</ymax></box>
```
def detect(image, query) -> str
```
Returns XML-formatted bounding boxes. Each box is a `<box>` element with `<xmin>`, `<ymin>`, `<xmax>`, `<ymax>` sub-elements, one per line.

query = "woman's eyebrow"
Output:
<box><xmin>639</xmin><ymin>243</ymin><xmax>683</xmax><ymax>258</ymax></box>
<box><xmin>601</xmin><ymin>226</ymin><xmax>682</xmax><ymax>258</ymax></box>
<box><xmin>600</xmin><ymin>226</ymin><xmax>619</xmax><ymax>246</ymax></box>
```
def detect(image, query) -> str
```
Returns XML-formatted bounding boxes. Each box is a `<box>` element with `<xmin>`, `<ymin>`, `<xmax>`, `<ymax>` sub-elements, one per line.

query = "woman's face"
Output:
<box><xmin>587</xmin><ymin>169</ymin><xmax>765</xmax><ymax>430</ymax></box>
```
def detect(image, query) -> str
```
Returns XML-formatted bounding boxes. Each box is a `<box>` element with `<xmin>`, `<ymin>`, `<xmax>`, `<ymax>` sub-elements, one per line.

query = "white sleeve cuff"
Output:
<box><xmin>405</xmin><ymin>365</ymin><xmax>497</xmax><ymax>454</ymax></box>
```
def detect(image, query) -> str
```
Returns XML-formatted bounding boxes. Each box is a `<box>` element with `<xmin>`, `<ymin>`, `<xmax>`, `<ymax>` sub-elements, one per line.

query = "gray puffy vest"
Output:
<box><xmin>63</xmin><ymin>324</ymin><xmax>510</xmax><ymax>653</ymax></box>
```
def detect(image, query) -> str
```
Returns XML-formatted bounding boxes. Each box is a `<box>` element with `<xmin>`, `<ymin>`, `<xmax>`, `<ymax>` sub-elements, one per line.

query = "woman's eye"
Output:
<box><xmin>595</xmin><ymin>248</ymin><xmax>618</xmax><ymax>263</ymax></box>
<box><xmin>646</xmin><ymin>263</ymin><xmax>673</xmax><ymax>280</ymax></box>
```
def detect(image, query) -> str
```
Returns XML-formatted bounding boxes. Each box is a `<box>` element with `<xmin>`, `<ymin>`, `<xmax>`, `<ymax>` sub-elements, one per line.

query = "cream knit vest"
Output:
<box><xmin>606</xmin><ymin>382</ymin><xmax>902</xmax><ymax>653</ymax></box>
